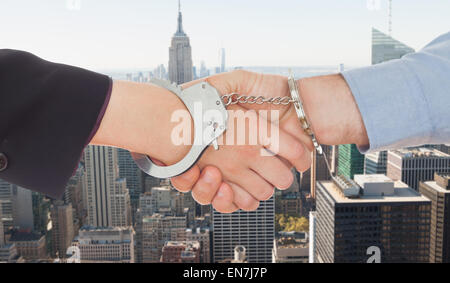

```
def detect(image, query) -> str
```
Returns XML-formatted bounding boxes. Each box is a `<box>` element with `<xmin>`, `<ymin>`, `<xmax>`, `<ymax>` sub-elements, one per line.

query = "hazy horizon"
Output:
<box><xmin>2</xmin><ymin>0</ymin><xmax>449</xmax><ymax>70</ymax></box>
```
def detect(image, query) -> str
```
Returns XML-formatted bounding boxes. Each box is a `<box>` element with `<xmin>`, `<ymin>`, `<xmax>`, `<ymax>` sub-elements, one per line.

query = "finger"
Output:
<box><xmin>250</xmin><ymin>154</ymin><xmax>294</xmax><ymax>190</ymax></box>
<box><xmin>229</xmin><ymin>182</ymin><xmax>260</xmax><ymax>211</ymax></box>
<box><xmin>278</xmin><ymin>156</ymin><xmax>294</xmax><ymax>169</ymax></box>
<box><xmin>282</xmin><ymin>113</ymin><xmax>316</xmax><ymax>152</ymax></box>
<box><xmin>181</xmin><ymin>70</ymin><xmax>243</xmax><ymax>95</ymax></box>
<box><xmin>170</xmin><ymin>165</ymin><xmax>201</xmax><ymax>193</ymax></box>
<box><xmin>191</xmin><ymin>166</ymin><xmax>223</xmax><ymax>205</ymax></box>
<box><xmin>231</xmin><ymin>169</ymin><xmax>274</xmax><ymax>201</ymax></box>
<box><xmin>211</xmin><ymin>183</ymin><xmax>239</xmax><ymax>213</ymax></box>
<box><xmin>180</xmin><ymin>77</ymin><xmax>206</xmax><ymax>90</ymax></box>
<box><xmin>261</xmin><ymin>123</ymin><xmax>312</xmax><ymax>173</ymax></box>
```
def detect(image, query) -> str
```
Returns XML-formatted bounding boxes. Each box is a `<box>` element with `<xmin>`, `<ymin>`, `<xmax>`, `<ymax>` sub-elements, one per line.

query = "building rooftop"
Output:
<box><xmin>142</xmin><ymin>213</ymin><xmax>185</xmax><ymax>223</ymax></box>
<box><xmin>186</xmin><ymin>227</ymin><xmax>210</xmax><ymax>234</ymax></box>
<box><xmin>319</xmin><ymin>175</ymin><xmax>430</xmax><ymax>204</ymax></box>
<box><xmin>78</xmin><ymin>226</ymin><xmax>134</xmax><ymax>242</ymax></box>
<box><xmin>435</xmin><ymin>172</ymin><xmax>450</xmax><ymax>190</ymax></box>
<box><xmin>281</xmin><ymin>192</ymin><xmax>300</xmax><ymax>199</ymax></box>
<box><xmin>274</xmin><ymin>233</ymin><xmax>309</xmax><ymax>260</ymax></box>
<box><xmin>151</xmin><ymin>186</ymin><xmax>171</xmax><ymax>192</ymax></box>
<box><xmin>422</xmin><ymin>180</ymin><xmax>450</xmax><ymax>194</ymax></box>
<box><xmin>275</xmin><ymin>246</ymin><xmax>309</xmax><ymax>258</ymax></box>
<box><xmin>277</xmin><ymin>231</ymin><xmax>307</xmax><ymax>239</ymax></box>
<box><xmin>165</xmin><ymin>241</ymin><xmax>200</xmax><ymax>250</ymax></box>
<box><xmin>275</xmin><ymin>236</ymin><xmax>308</xmax><ymax>249</ymax></box>
<box><xmin>79</xmin><ymin>226</ymin><xmax>132</xmax><ymax>232</ymax></box>
<box><xmin>391</xmin><ymin>147</ymin><xmax>450</xmax><ymax>158</ymax></box>
<box><xmin>9</xmin><ymin>230</ymin><xmax>43</xmax><ymax>242</ymax></box>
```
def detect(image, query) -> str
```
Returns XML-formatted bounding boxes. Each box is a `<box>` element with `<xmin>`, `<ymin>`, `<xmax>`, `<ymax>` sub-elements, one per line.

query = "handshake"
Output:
<box><xmin>93</xmin><ymin>70</ymin><xmax>369</xmax><ymax>213</ymax></box>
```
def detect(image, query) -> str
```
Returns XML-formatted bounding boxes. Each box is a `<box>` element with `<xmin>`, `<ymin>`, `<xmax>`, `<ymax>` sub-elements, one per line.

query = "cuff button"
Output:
<box><xmin>0</xmin><ymin>153</ymin><xmax>8</xmax><ymax>172</ymax></box>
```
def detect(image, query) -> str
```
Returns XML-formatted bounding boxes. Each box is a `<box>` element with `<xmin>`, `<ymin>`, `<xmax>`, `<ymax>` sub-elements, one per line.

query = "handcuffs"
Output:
<box><xmin>131</xmin><ymin>71</ymin><xmax>324</xmax><ymax>178</ymax></box>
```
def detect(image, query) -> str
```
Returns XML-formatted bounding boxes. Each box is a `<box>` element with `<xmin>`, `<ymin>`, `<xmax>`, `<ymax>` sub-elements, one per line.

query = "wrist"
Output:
<box><xmin>296</xmin><ymin>74</ymin><xmax>368</xmax><ymax>147</ymax></box>
<box><xmin>91</xmin><ymin>80</ymin><xmax>192</xmax><ymax>165</ymax></box>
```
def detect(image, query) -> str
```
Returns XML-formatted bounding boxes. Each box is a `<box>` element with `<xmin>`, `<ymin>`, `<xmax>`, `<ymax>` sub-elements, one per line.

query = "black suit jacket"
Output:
<box><xmin>0</xmin><ymin>49</ymin><xmax>111</xmax><ymax>198</ymax></box>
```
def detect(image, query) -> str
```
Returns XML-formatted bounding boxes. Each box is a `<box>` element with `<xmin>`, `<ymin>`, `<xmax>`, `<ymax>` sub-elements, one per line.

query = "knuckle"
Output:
<box><xmin>297</xmin><ymin>160</ymin><xmax>311</xmax><ymax>173</ymax></box>
<box><xmin>241</xmin><ymin>145</ymin><xmax>258</xmax><ymax>159</ymax></box>
<box><xmin>213</xmin><ymin>203</ymin><xmax>237</xmax><ymax>214</ymax></box>
<box><xmin>224</xmin><ymin>161</ymin><xmax>241</xmax><ymax>177</ymax></box>
<box><xmin>241</xmin><ymin>200</ymin><xmax>260</xmax><ymax>212</ymax></box>
<box><xmin>291</xmin><ymin>142</ymin><xmax>305</xmax><ymax>161</ymax></box>
<box><xmin>170</xmin><ymin>178</ymin><xmax>190</xmax><ymax>192</ymax></box>
<box><xmin>238</xmin><ymin>196</ymin><xmax>259</xmax><ymax>211</ymax></box>
<box><xmin>192</xmin><ymin>185</ymin><xmax>213</xmax><ymax>205</ymax></box>
<box><xmin>257</xmin><ymin>186</ymin><xmax>274</xmax><ymax>201</ymax></box>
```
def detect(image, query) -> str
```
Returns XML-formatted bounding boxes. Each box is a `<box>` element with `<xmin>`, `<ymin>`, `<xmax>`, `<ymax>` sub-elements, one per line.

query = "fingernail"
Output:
<box><xmin>216</xmin><ymin>188</ymin><xmax>225</xmax><ymax>198</ymax></box>
<box><xmin>203</xmin><ymin>170</ymin><xmax>215</xmax><ymax>184</ymax></box>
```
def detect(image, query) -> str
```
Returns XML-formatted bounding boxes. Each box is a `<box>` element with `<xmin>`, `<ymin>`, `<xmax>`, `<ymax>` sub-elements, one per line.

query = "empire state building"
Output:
<box><xmin>168</xmin><ymin>1</ymin><xmax>193</xmax><ymax>84</ymax></box>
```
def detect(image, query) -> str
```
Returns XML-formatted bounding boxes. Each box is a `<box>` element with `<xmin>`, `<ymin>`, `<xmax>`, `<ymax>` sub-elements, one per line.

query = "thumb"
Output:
<box><xmin>170</xmin><ymin>165</ymin><xmax>201</xmax><ymax>193</ymax></box>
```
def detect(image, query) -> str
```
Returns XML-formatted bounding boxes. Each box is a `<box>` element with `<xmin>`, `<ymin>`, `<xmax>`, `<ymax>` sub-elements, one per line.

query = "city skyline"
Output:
<box><xmin>1</xmin><ymin>1</ymin><xmax>450</xmax><ymax>264</ymax></box>
<box><xmin>1</xmin><ymin>0</ymin><xmax>450</xmax><ymax>71</ymax></box>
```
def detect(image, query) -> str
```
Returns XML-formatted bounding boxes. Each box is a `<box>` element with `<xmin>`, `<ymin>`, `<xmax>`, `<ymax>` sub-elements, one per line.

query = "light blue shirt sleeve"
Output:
<box><xmin>341</xmin><ymin>31</ymin><xmax>450</xmax><ymax>153</ymax></box>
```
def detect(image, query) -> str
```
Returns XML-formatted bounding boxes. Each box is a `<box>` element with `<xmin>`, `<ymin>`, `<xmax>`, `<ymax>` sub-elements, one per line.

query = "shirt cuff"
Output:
<box><xmin>341</xmin><ymin>59</ymin><xmax>433</xmax><ymax>153</ymax></box>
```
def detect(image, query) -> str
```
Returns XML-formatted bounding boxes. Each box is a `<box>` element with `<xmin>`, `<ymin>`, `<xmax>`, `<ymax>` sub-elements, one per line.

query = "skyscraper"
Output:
<box><xmin>364</xmin><ymin>151</ymin><xmax>388</xmax><ymax>175</ymax></box>
<box><xmin>387</xmin><ymin>147</ymin><xmax>450</xmax><ymax>191</ymax></box>
<box><xmin>83</xmin><ymin>145</ymin><xmax>131</xmax><ymax>227</ymax></box>
<box><xmin>0</xmin><ymin>209</ymin><xmax>4</xmax><ymax>246</ymax></box>
<box><xmin>199</xmin><ymin>61</ymin><xmax>210</xmax><ymax>78</ymax></box>
<box><xmin>308</xmin><ymin>211</ymin><xmax>316</xmax><ymax>263</ymax></box>
<box><xmin>168</xmin><ymin>0</ymin><xmax>193</xmax><ymax>84</ymax></box>
<box><xmin>50</xmin><ymin>201</ymin><xmax>74</xmax><ymax>258</ymax></box>
<box><xmin>220</xmin><ymin>48</ymin><xmax>226</xmax><ymax>73</ymax></box>
<box><xmin>9</xmin><ymin>230</ymin><xmax>47</xmax><ymax>261</ymax></box>
<box><xmin>212</xmin><ymin>197</ymin><xmax>275</xmax><ymax>263</ymax></box>
<box><xmin>32</xmin><ymin>192</ymin><xmax>50</xmax><ymax>235</ymax></box>
<box><xmin>0</xmin><ymin>242</ymin><xmax>22</xmax><ymax>263</ymax></box>
<box><xmin>137</xmin><ymin>186</ymin><xmax>172</xmax><ymax>216</ymax></box>
<box><xmin>153</xmin><ymin>64</ymin><xmax>167</xmax><ymax>80</ymax></box>
<box><xmin>63</xmin><ymin>166</ymin><xmax>86</xmax><ymax>231</ymax></box>
<box><xmin>419</xmin><ymin>173</ymin><xmax>450</xmax><ymax>263</ymax></box>
<box><xmin>371</xmin><ymin>27</ymin><xmax>415</xmax><ymax>65</ymax></box>
<box><xmin>315</xmin><ymin>175</ymin><xmax>431</xmax><ymax>263</ymax></box>
<box><xmin>310</xmin><ymin>145</ymin><xmax>333</xmax><ymax>198</ymax></box>
<box><xmin>117</xmin><ymin>148</ymin><xmax>141</xmax><ymax>218</ymax></box>
<box><xmin>0</xmin><ymin>209</ymin><xmax>22</xmax><ymax>263</ymax></box>
<box><xmin>337</xmin><ymin>144</ymin><xmax>365</xmax><ymax>179</ymax></box>
<box><xmin>135</xmin><ymin>214</ymin><xmax>186</xmax><ymax>263</ymax></box>
<box><xmin>186</xmin><ymin>227</ymin><xmax>211</xmax><ymax>263</ymax></box>
<box><xmin>0</xmin><ymin>180</ymin><xmax>34</xmax><ymax>231</ymax></box>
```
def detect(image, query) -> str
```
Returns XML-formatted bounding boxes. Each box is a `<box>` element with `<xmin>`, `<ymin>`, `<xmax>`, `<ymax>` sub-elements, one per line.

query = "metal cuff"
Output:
<box><xmin>287</xmin><ymin>72</ymin><xmax>323</xmax><ymax>155</ymax></box>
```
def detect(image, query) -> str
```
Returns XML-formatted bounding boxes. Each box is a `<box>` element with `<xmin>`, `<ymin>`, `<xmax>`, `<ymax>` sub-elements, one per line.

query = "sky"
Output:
<box><xmin>1</xmin><ymin>0</ymin><xmax>449</xmax><ymax>71</ymax></box>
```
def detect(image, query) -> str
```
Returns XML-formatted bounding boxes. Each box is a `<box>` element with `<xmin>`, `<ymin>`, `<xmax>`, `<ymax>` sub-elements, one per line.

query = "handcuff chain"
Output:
<box><xmin>221</xmin><ymin>91</ymin><xmax>334</xmax><ymax>177</ymax></box>
<box><xmin>221</xmin><ymin>93</ymin><xmax>295</xmax><ymax>106</ymax></box>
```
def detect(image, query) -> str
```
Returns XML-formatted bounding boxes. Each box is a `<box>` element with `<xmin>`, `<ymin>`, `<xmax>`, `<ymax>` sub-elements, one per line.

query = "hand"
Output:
<box><xmin>172</xmin><ymin>70</ymin><xmax>313</xmax><ymax>212</ymax></box>
<box><xmin>172</xmin><ymin>70</ymin><xmax>369</xmax><ymax>213</ymax></box>
<box><xmin>91</xmin><ymin>74</ymin><xmax>309</xmax><ymax>212</ymax></box>
<box><xmin>172</xmin><ymin>94</ymin><xmax>306</xmax><ymax>211</ymax></box>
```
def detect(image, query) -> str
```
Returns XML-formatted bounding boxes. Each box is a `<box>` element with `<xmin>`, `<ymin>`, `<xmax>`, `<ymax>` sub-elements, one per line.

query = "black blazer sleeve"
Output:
<box><xmin>0</xmin><ymin>49</ymin><xmax>112</xmax><ymax>199</ymax></box>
